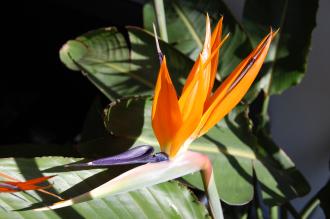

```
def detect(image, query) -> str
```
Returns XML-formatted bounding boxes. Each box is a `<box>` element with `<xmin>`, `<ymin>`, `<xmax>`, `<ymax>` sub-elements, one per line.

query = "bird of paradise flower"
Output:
<box><xmin>0</xmin><ymin>172</ymin><xmax>62</xmax><ymax>200</ymax></box>
<box><xmin>34</xmin><ymin>15</ymin><xmax>275</xmax><ymax>219</ymax></box>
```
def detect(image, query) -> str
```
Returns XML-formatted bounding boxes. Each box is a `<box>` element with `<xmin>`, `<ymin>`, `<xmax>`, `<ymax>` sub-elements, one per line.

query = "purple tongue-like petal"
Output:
<box><xmin>67</xmin><ymin>145</ymin><xmax>168</xmax><ymax>167</ymax></box>
<box><xmin>90</xmin><ymin>145</ymin><xmax>154</xmax><ymax>166</ymax></box>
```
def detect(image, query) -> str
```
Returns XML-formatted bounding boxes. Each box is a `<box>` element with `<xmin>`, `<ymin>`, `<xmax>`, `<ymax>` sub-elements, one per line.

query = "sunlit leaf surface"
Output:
<box><xmin>0</xmin><ymin>157</ymin><xmax>210</xmax><ymax>219</ymax></box>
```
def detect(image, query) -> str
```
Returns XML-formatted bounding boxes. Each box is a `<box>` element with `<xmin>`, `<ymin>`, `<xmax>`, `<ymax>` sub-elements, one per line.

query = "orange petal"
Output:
<box><xmin>179</xmin><ymin>15</ymin><xmax>212</xmax><ymax>123</ymax></box>
<box><xmin>152</xmin><ymin>57</ymin><xmax>182</xmax><ymax>154</ymax></box>
<box><xmin>208</xmin><ymin>16</ymin><xmax>223</xmax><ymax>97</ymax></box>
<box><xmin>1</xmin><ymin>176</ymin><xmax>55</xmax><ymax>191</ymax></box>
<box><xmin>197</xmin><ymin>31</ymin><xmax>273</xmax><ymax>136</ymax></box>
<box><xmin>178</xmin><ymin>55</ymin><xmax>209</xmax><ymax>121</ymax></box>
<box><xmin>171</xmin><ymin>56</ymin><xmax>210</xmax><ymax>157</ymax></box>
<box><xmin>201</xmin><ymin>14</ymin><xmax>212</xmax><ymax>62</ymax></box>
<box><xmin>0</xmin><ymin>189</ymin><xmax>16</xmax><ymax>192</ymax></box>
<box><xmin>171</xmin><ymin>34</ymin><xmax>229</xmax><ymax>157</ymax></box>
<box><xmin>180</xmin><ymin>16</ymin><xmax>224</xmax><ymax>113</ymax></box>
<box><xmin>19</xmin><ymin>175</ymin><xmax>54</xmax><ymax>186</ymax></box>
<box><xmin>166</xmin><ymin>16</ymin><xmax>213</xmax><ymax>157</ymax></box>
<box><xmin>181</xmin><ymin>14</ymin><xmax>212</xmax><ymax>95</ymax></box>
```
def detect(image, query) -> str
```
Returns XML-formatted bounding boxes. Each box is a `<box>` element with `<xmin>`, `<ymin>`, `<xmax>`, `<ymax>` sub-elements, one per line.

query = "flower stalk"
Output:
<box><xmin>153</xmin><ymin>0</ymin><xmax>168</xmax><ymax>42</ymax></box>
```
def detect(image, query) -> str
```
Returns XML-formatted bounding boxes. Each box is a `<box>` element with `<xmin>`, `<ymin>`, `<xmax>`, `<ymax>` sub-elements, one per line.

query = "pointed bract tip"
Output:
<box><xmin>205</xmin><ymin>13</ymin><xmax>211</xmax><ymax>28</ymax></box>
<box><xmin>222</xmin><ymin>33</ymin><xmax>230</xmax><ymax>42</ymax></box>
<box><xmin>153</xmin><ymin>23</ymin><xmax>163</xmax><ymax>63</ymax></box>
<box><xmin>218</xmin><ymin>15</ymin><xmax>224</xmax><ymax>23</ymax></box>
<box><xmin>272</xmin><ymin>28</ymin><xmax>280</xmax><ymax>39</ymax></box>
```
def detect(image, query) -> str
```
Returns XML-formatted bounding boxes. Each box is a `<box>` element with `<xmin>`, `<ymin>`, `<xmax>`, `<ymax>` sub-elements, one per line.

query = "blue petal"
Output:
<box><xmin>67</xmin><ymin>145</ymin><xmax>168</xmax><ymax>167</ymax></box>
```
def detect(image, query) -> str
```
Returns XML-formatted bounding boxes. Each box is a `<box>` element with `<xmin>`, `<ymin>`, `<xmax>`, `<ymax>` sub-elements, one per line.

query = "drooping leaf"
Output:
<box><xmin>242</xmin><ymin>0</ymin><xmax>318</xmax><ymax>95</ymax></box>
<box><xmin>101</xmin><ymin>96</ymin><xmax>309</xmax><ymax>205</ymax></box>
<box><xmin>249</xmin><ymin>92</ymin><xmax>311</xmax><ymax>205</ymax></box>
<box><xmin>240</xmin><ymin>0</ymin><xmax>317</xmax><ymax>204</ymax></box>
<box><xmin>59</xmin><ymin>27</ymin><xmax>193</xmax><ymax>100</ymax></box>
<box><xmin>252</xmin><ymin>128</ymin><xmax>311</xmax><ymax>205</ymax></box>
<box><xmin>0</xmin><ymin>157</ymin><xmax>210</xmax><ymax>219</ymax></box>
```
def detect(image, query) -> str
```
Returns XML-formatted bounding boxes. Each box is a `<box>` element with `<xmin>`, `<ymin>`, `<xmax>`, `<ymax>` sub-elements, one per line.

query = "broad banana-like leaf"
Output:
<box><xmin>243</xmin><ymin>0</ymin><xmax>318</xmax><ymax>95</ymax></box>
<box><xmin>0</xmin><ymin>157</ymin><xmax>210</xmax><ymax>219</ymax></box>
<box><xmin>33</xmin><ymin>151</ymin><xmax>223</xmax><ymax>219</ymax></box>
<box><xmin>59</xmin><ymin>27</ymin><xmax>193</xmax><ymax>100</ymax></box>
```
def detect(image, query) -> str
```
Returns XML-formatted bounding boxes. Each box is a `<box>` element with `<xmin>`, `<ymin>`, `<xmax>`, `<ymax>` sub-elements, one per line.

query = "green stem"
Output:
<box><xmin>153</xmin><ymin>0</ymin><xmax>168</xmax><ymax>42</ymax></box>
<box><xmin>257</xmin><ymin>207</ymin><xmax>264</xmax><ymax>219</ymax></box>
<box><xmin>301</xmin><ymin>196</ymin><xmax>320</xmax><ymax>219</ymax></box>
<box><xmin>261</xmin><ymin>95</ymin><xmax>270</xmax><ymax>118</ymax></box>
<box><xmin>201</xmin><ymin>158</ymin><xmax>223</xmax><ymax>219</ymax></box>
<box><xmin>240</xmin><ymin>212</ymin><xmax>248</xmax><ymax>219</ymax></box>
<box><xmin>270</xmin><ymin>206</ymin><xmax>278</xmax><ymax>219</ymax></box>
<box><xmin>171</xmin><ymin>1</ymin><xmax>203</xmax><ymax>49</ymax></box>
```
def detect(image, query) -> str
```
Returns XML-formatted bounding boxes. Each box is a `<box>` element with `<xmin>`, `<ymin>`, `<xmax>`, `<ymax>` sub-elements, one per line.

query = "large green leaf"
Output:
<box><xmin>59</xmin><ymin>26</ymin><xmax>193</xmax><ymax>100</ymax></box>
<box><xmin>0</xmin><ymin>157</ymin><xmax>210</xmax><ymax>219</ymax></box>
<box><xmin>243</xmin><ymin>0</ymin><xmax>318</xmax><ymax>95</ymax></box>
<box><xmin>100</xmin><ymin>96</ymin><xmax>309</xmax><ymax>205</ymax></box>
